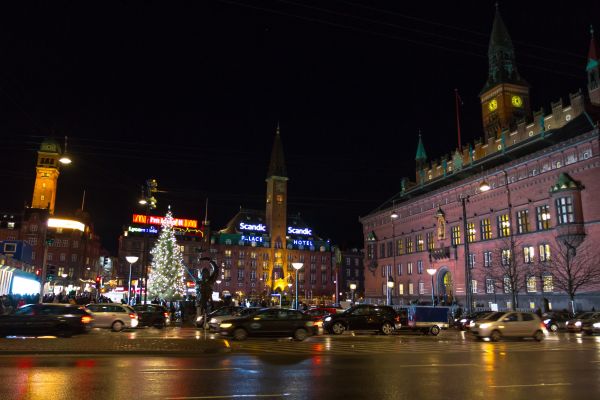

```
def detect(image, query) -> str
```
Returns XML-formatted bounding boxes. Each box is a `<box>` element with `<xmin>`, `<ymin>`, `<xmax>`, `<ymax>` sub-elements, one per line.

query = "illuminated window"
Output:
<box><xmin>224</xmin><ymin>250</ymin><xmax>232</xmax><ymax>258</ymax></box>
<box><xmin>416</xmin><ymin>234</ymin><xmax>424</xmax><ymax>252</ymax></box>
<box><xmin>418</xmin><ymin>281</ymin><xmax>425</xmax><ymax>295</ymax></box>
<box><xmin>396</xmin><ymin>239</ymin><xmax>404</xmax><ymax>255</ymax></box>
<box><xmin>527</xmin><ymin>276</ymin><xmax>537</xmax><ymax>293</ymax></box>
<box><xmin>480</xmin><ymin>218</ymin><xmax>492</xmax><ymax>240</ymax></box>
<box><xmin>471</xmin><ymin>280</ymin><xmax>477</xmax><ymax>294</ymax></box>
<box><xmin>501</xmin><ymin>249</ymin><xmax>511</xmax><ymax>266</ymax></box>
<box><xmin>539</xmin><ymin>244</ymin><xmax>551</xmax><ymax>262</ymax></box>
<box><xmin>467</xmin><ymin>223</ymin><xmax>476</xmax><ymax>243</ymax></box>
<box><xmin>451</xmin><ymin>226</ymin><xmax>461</xmax><ymax>246</ymax></box>
<box><xmin>543</xmin><ymin>275</ymin><xmax>554</xmax><ymax>292</ymax></box>
<box><xmin>498</xmin><ymin>214</ymin><xmax>511</xmax><ymax>237</ymax></box>
<box><xmin>398</xmin><ymin>283</ymin><xmax>404</xmax><ymax>295</ymax></box>
<box><xmin>556</xmin><ymin>196</ymin><xmax>575</xmax><ymax>224</ymax></box>
<box><xmin>517</xmin><ymin>210</ymin><xmax>530</xmax><ymax>234</ymax></box>
<box><xmin>250</xmin><ymin>252</ymin><xmax>257</xmax><ymax>259</ymax></box>
<box><xmin>408</xmin><ymin>282</ymin><xmax>414</xmax><ymax>295</ymax></box>
<box><xmin>407</xmin><ymin>262</ymin><xmax>413</xmax><ymax>275</ymax></box>
<box><xmin>405</xmin><ymin>237</ymin><xmax>413</xmax><ymax>254</ymax></box>
<box><xmin>426</xmin><ymin>232</ymin><xmax>434</xmax><ymax>251</ymax></box>
<box><xmin>523</xmin><ymin>246</ymin><xmax>535</xmax><ymax>263</ymax></box>
<box><xmin>276</xmin><ymin>194</ymin><xmax>284</xmax><ymax>204</ymax></box>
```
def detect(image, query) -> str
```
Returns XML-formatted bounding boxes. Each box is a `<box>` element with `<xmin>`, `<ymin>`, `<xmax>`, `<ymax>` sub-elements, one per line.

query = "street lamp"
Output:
<box><xmin>390</xmin><ymin>210</ymin><xmax>398</xmax><ymax>304</ymax></box>
<box><xmin>427</xmin><ymin>267</ymin><xmax>437</xmax><ymax>306</ymax></box>
<box><xmin>350</xmin><ymin>283</ymin><xmax>357</xmax><ymax>305</ymax></box>
<box><xmin>125</xmin><ymin>256</ymin><xmax>139</xmax><ymax>305</ymax></box>
<box><xmin>292</xmin><ymin>262</ymin><xmax>303</xmax><ymax>310</ymax></box>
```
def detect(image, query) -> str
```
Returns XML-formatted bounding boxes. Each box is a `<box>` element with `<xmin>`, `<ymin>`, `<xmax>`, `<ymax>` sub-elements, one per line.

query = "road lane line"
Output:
<box><xmin>141</xmin><ymin>368</ymin><xmax>239</xmax><ymax>372</ymax></box>
<box><xmin>166</xmin><ymin>394</ymin><xmax>290</xmax><ymax>399</ymax></box>
<box><xmin>490</xmin><ymin>383</ymin><xmax>571</xmax><ymax>388</ymax></box>
<box><xmin>394</xmin><ymin>364</ymin><xmax>475</xmax><ymax>368</ymax></box>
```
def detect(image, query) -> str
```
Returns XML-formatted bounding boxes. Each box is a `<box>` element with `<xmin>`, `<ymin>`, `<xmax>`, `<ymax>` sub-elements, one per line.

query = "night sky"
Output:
<box><xmin>2</xmin><ymin>1</ymin><xmax>598</xmax><ymax>253</ymax></box>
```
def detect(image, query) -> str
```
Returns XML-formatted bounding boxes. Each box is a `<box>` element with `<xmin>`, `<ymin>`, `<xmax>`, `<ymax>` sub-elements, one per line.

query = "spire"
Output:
<box><xmin>587</xmin><ymin>25</ymin><xmax>599</xmax><ymax>71</ymax></box>
<box><xmin>267</xmin><ymin>124</ymin><xmax>287</xmax><ymax>178</ymax></box>
<box><xmin>482</xmin><ymin>5</ymin><xmax>528</xmax><ymax>92</ymax></box>
<box><xmin>415</xmin><ymin>133</ymin><xmax>427</xmax><ymax>161</ymax></box>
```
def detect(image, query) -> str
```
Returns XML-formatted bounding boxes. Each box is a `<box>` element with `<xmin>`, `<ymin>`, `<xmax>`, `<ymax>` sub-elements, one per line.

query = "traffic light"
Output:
<box><xmin>35</xmin><ymin>269</ymin><xmax>41</xmax><ymax>279</ymax></box>
<box><xmin>46</xmin><ymin>265</ymin><xmax>57</xmax><ymax>281</ymax></box>
<box><xmin>95</xmin><ymin>276</ymin><xmax>102</xmax><ymax>289</ymax></box>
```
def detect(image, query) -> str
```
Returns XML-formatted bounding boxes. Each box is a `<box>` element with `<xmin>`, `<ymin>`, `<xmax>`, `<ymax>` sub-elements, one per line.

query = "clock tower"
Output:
<box><xmin>480</xmin><ymin>5</ymin><xmax>531</xmax><ymax>140</ymax></box>
<box><xmin>31</xmin><ymin>138</ymin><xmax>62</xmax><ymax>214</ymax></box>
<box><xmin>265</xmin><ymin>124</ymin><xmax>288</xmax><ymax>250</ymax></box>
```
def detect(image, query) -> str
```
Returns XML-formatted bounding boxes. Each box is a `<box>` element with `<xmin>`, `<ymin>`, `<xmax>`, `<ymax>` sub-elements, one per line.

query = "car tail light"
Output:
<box><xmin>129</xmin><ymin>313</ymin><xmax>138</xmax><ymax>319</ymax></box>
<box><xmin>81</xmin><ymin>315</ymin><xmax>93</xmax><ymax>324</ymax></box>
<box><xmin>540</xmin><ymin>323</ymin><xmax>546</xmax><ymax>330</ymax></box>
<box><xmin>163</xmin><ymin>312</ymin><xmax>169</xmax><ymax>318</ymax></box>
<box><xmin>395</xmin><ymin>315</ymin><xmax>400</xmax><ymax>322</ymax></box>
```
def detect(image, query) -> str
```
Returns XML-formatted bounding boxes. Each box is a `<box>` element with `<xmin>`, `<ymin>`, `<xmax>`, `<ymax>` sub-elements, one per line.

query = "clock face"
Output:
<box><xmin>488</xmin><ymin>99</ymin><xmax>498</xmax><ymax>111</ymax></box>
<box><xmin>511</xmin><ymin>95</ymin><xmax>523</xmax><ymax>107</ymax></box>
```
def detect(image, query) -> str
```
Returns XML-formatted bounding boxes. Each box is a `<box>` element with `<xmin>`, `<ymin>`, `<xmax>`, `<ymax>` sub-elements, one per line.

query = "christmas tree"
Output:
<box><xmin>148</xmin><ymin>209</ymin><xmax>187</xmax><ymax>300</ymax></box>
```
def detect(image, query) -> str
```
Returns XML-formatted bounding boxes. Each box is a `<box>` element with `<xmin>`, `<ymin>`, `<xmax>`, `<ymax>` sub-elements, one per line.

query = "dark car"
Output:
<box><xmin>133</xmin><ymin>304</ymin><xmax>170</xmax><ymax>328</ymax></box>
<box><xmin>196</xmin><ymin>306</ymin><xmax>244</xmax><ymax>328</ymax></box>
<box><xmin>218</xmin><ymin>308</ymin><xmax>316</xmax><ymax>341</ymax></box>
<box><xmin>0</xmin><ymin>303</ymin><xmax>93</xmax><ymax>338</ymax></box>
<box><xmin>304</xmin><ymin>307</ymin><xmax>339</xmax><ymax>329</ymax></box>
<box><xmin>323</xmin><ymin>304</ymin><xmax>399</xmax><ymax>335</ymax></box>
<box><xmin>542</xmin><ymin>311</ymin><xmax>570</xmax><ymax>332</ymax></box>
<box><xmin>582</xmin><ymin>314</ymin><xmax>600</xmax><ymax>335</ymax></box>
<box><xmin>566</xmin><ymin>312</ymin><xmax>600</xmax><ymax>332</ymax></box>
<box><xmin>455</xmin><ymin>311</ymin><xmax>494</xmax><ymax>331</ymax></box>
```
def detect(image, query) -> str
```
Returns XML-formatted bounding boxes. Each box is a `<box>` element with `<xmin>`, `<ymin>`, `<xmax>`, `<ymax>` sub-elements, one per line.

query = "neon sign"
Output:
<box><xmin>127</xmin><ymin>225</ymin><xmax>204</xmax><ymax>237</ymax></box>
<box><xmin>288</xmin><ymin>227</ymin><xmax>312</xmax><ymax>236</ymax></box>
<box><xmin>239</xmin><ymin>222</ymin><xmax>267</xmax><ymax>232</ymax></box>
<box><xmin>241</xmin><ymin>235</ymin><xmax>264</xmax><ymax>243</ymax></box>
<box><xmin>128</xmin><ymin>226</ymin><xmax>159</xmax><ymax>234</ymax></box>
<box><xmin>132</xmin><ymin>214</ymin><xmax>198</xmax><ymax>228</ymax></box>
<box><xmin>293</xmin><ymin>239</ymin><xmax>313</xmax><ymax>246</ymax></box>
<box><xmin>48</xmin><ymin>218</ymin><xmax>85</xmax><ymax>232</ymax></box>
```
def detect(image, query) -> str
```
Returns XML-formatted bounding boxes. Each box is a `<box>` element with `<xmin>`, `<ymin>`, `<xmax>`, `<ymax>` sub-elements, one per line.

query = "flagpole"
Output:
<box><xmin>455</xmin><ymin>88</ymin><xmax>462</xmax><ymax>151</ymax></box>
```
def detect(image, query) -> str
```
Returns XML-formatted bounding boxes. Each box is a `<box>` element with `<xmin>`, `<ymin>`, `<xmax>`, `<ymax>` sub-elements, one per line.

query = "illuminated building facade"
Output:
<box><xmin>360</xmin><ymin>10</ymin><xmax>600</xmax><ymax>311</ymax></box>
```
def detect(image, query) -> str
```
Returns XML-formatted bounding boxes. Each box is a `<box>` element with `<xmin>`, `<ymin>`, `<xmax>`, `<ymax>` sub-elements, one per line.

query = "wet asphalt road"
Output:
<box><xmin>0</xmin><ymin>329</ymin><xmax>599</xmax><ymax>399</ymax></box>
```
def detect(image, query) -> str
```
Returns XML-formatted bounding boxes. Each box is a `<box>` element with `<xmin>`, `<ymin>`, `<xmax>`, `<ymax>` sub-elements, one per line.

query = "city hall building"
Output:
<box><xmin>360</xmin><ymin>10</ymin><xmax>600</xmax><ymax>312</ymax></box>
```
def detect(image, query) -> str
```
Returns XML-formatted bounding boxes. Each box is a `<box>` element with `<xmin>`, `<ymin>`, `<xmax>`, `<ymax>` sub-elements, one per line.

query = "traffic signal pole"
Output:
<box><xmin>38</xmin><ymin>240</ymin><xmax>50</xmax><ymax>303</ymax></box>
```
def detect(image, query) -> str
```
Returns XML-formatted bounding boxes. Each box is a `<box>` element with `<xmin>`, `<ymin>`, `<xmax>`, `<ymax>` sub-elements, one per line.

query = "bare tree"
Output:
<box><xmin>478</xmin><ymin>236</ymin><xmax>533</xmax><ymax>310</ymax></box>
<box><xmin>535</xmin><ymin>238</ymin><xmax>600</xmax><ymax>314</ymax></box>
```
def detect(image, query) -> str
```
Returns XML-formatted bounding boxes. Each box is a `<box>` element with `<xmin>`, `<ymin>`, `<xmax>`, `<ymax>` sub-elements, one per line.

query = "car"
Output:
<box><xmin>304</xmin><ymin>307</ymin><xmax>338</xmax><ymax>329</ymax></box>
<box><xmin>207</xmin><ymin>307</ymin><xmax>260</xmax><ymax>331</ymax></box>
<box><xmin>455</xmin><ymin>311</ymin><xmax>494</xmax><ymax>331</ymax></box>
<box><xmin>195</xmin><ymin>306</ymin><xmax>244</xmax><ymax>328</ymax></box>
<box><xmin>0</xmin><ymin>303</ymin><xmax>93</xmax><ymax>338</ymax></box>
<box><xmin>323</xmin><ymin>304</ymin><xmax>399</xmax><ymax>335</ymax></box>
<box><xmin>133</xmin><ymin>304</ymin><xmax>170</xmax><ymax>328</ymax></box>
<box><xmin>85</xmin><ymin>303</ymin><xmax>139</xmax><ymax>332</ymax></box>
<box><xmin>218</xmin><ymin>308</ymin><xmax>316</xmax><ymax>341</ymax></box>
<box><xmin>470</xmin><ymin>311</ymin><xmax>547</xmax><ymax>342</ymax></box>
<box><xmin>566</xmin><ymin>312</ymin><xmax>600</xmax><ymax>333</ymax></box>
<box><xmin>541</xmin><ymin>311</ymin><xmax>570</xmax><ymax>332</ymax></box>
<box><xmin>582</xmin><ymin>314</ymin><xmax>600</xmax><ymax>335</ymax></box>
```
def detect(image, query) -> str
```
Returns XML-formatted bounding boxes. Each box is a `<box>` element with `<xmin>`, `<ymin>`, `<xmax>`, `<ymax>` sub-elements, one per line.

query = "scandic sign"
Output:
<box><xmin>132</xmin><ymin>214</ymin><xmax>199</xmax><ymax>228</ymax></box>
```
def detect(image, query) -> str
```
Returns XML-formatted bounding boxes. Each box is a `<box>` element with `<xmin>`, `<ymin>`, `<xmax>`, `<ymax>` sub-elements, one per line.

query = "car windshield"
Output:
<box><xmin>576</xmin><ymin>312</ymin><xmax>594</xmax><ymax>319</ymax></box>
<box><xmin>482</xmin><ymin>312</ymin><xmax>505</xmax><ymax>321</ymax></box>
<box><xmin>212</xmin><ymin>307</ymin><xmax>237</xmax><ymax>316</ymax></box>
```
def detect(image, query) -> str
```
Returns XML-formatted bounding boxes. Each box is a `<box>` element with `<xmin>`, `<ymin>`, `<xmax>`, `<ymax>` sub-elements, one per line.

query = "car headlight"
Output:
<box><xmin>575</xmin><ymin>321</ymin><xmax>582</xmax><ymax>327</ymax></box>
<box><xmin>219</xmin><ymin>323</ymin><xmax>233</xmax><ymax>328</ymax></box>
<box><xmin>460</xmin><ymin>319</ymin><xmax>467</xmax><ymax>323</ymax></box>
<box><xmin>479</xmin><ymin>323</ymin><xmax>491</xmax><ymax>329</ymax></box>
<box><xmin>196</xmin><ymin>316</ymin><xmax>203</xmax><ymax>322</ymax></box>
<box><xmin>593</xmin><ymin>322</ymin><xmax>600</xmax><ymax>328</ymax></box>
<box><xmin>324</xmin><ymin>316</ymin><xmax>332</xmax><ymax>322</ymax></box>
<box><xmin>543</xmin><ymin>319</ymin><xmax>551</xmax><ymax>324</ymax></box>
<box><xmin>210</xmin><ymin>318</ymin><xmax>218</xmax><ymax>324</ymax></box>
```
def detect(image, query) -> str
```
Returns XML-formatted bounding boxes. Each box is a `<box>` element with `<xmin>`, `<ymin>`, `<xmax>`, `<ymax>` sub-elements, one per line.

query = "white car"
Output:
<box><xmin>86</xmin><ymin>303</ymin><xmax>139</xmax><ymax>332</ymax></box>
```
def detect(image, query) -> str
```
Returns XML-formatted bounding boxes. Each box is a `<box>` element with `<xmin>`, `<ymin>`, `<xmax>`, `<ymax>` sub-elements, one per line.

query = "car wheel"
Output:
<box><xmin>549</xmin><ymin>323</ymin><xmax>558</xmax><ymax>332</ymax></box>
<box><xmin>112</xmin><ymin>321</ymin><xmax>124</xmax><ymax>332</ymax></box>
<box><xmin>293</xmin><ymin>328</ymin><xmax>308</xmax><ymax>341</ymax></box>
<box><xmin>430</xmin><ymin>325</ymin><xmax>441</xmax><ymax>336</ymax></box>
<box><xmin>233</xmin><ymin>328</ymin><xmax>248</xmax><ymax>341</ymax></box>
<box><xmin>381</xmin><ymin>322</ymin><xmax>394</xmax><ymax>336</ymax></box>
<box><xmin>534</xmin><ymin>330</ymin><xmax>544</xmax><ymax>342</ymax></box>
<box><xmin>490</xmin><ymin>330</ymin><xmax>502</xmax><ymax>342</ymax></box>
<box><xmin>331</xmin><ymin>322</ymin><xmax>345</xmax><ymax>335</ymax></box>
<box><xmin>57</xmin><ymin>326</ymin><xmax>73</xmax><ymax>338</ymax></box>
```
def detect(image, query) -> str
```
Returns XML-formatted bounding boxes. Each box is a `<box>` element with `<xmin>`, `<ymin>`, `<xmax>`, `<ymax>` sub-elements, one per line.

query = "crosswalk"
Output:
<box><xmin>227</xmin><ymin>333</ymin><xmax>600</xmax><ymax>355</ymax></box>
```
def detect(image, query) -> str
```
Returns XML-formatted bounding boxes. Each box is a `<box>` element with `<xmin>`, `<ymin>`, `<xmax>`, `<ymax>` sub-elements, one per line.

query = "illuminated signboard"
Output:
<box><xmin>241</xmin><ymin>235</ymin><xmax>264</xmax><ymax>243</ymax></box>
<box><xmin>288</xmin><ymin>227</ymin><xmax>312</xmax><ymax>236</ymax></box>
<box><xmin>132</xmin><ymin>214</ymin><xmax>198</xmax><ymax>228</ymax></box>
<box><xmin>127</xmin><ymin>225</ymin><xmax>204</xmax><ymax>237</ymax></box>
<box><xmin>128</xmin><ymin>226</ymin><xmax>159</xmax><ymax>234</ymax></box>
<box><xmin>48</xmin><ymin>218</ymin><xmax>85</xmax><ymax>232</ymax></box>
<box><xmin>293</xmin><ymin>239</ymin><xmax>313</xmax><ymax>247</ymax></box>
<box><xmin>239</xmin><ymin>222</ymin><xmax>267</xmax><ymax>232</ymax></box>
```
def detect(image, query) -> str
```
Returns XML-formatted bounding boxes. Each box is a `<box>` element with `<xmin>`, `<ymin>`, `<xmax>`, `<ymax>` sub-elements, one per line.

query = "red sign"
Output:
<box><xmin>132</xmin><ymin>214</ymin><xmax>199</xmax><ymax>228</ymax></box>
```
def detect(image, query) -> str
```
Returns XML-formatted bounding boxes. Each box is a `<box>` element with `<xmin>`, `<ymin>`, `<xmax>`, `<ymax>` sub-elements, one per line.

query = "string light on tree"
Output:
<box><xmin>147</xmin><ymin>207</ymin><xmax>186</xmax><ymax>301</ymax></box>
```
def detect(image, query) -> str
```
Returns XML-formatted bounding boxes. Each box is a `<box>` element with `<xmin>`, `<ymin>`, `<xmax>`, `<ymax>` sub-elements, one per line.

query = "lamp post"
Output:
<box><xmin>139</xmin><ymin>179</ymin><xmax>158</xmax><ymax>304</ymax></box>
<box><xmin>460</xmin><ymin>195</ymin><xmax>473</xmax><ymax>315</ymax></box>
<box><xmin>287</xmin><ymin>282</ymin><xmax>293</xmax><ymax>307</ymax></box>
<box><xmin>427</xmin><ymin>267</ymin><xmax>437</xmax><ymax>306</ymax></box>
<box><xmin>350</xmin><ymin>283</ymin><xmax>357</xmax><ymax>305</ymax></box>
<box><xmin>387</xmin><ymin>277</ymin><xmax>394</xmax><ymax>306</ymax></box>
<box><xmin>292</xmin><ymin>262</ymin><xmax>303</xmax><ymax>310</ymax></box>
<box><xmin>390</xmin><ymin>210</ymin><xmax>398</xmax><ymax>304</ymax></box>
<box><xmin>125</xmin><ymin>256</ymin><xmax>139</xmax><ymax>306</ymax></box>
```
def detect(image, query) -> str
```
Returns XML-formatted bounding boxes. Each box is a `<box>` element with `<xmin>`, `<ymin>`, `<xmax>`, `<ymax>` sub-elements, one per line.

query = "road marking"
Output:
<box><xmin>166</xmin><ymin>395</ymin><xmax>290</xmax><ymax>399</ymax></box>
<box><xmin>394</xmin><ymin>364</ymin><xmax>475</xmax><ymax>368</ymax></box>
<box><xmin>141</xmin><ymin>368</ymin><xmax>239</xmax><ymax>372</ymax></box>
<box><xmin>490</xmin><ymin>383</ymin><xmax>571</xmax><ymax>388</ymax></box>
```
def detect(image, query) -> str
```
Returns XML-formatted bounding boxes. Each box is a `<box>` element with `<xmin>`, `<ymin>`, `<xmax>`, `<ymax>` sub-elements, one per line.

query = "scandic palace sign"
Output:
<box><xmin>132</xmin><ymin>214</ymin><xmax>199</xmax><ymax>229</ymax></box>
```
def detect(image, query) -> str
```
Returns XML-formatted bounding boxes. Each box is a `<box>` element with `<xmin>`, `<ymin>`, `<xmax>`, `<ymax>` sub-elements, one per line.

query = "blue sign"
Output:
<box><xmin>241</xmin><ymin>235</ymin><xmax>264</xmax><ymax>243</ymax></box>
<box><xmin>239</xmin><ymin>222</ymin><xmax>267</xmax><ymax>232</ymax></box>
<box><xmin>292</xmin><ymin>239</ymin><xmax>313</xmax><ymax>247</ymax></box>
<box><xmin>128</xmin><ymin>225</ymin><xmax>158</xmax><ymax>234</ymax></box>
<box><xmin>288</xmin><ymin>227</ymin><xmax>312</xmax><ymax>235</ymax></box>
